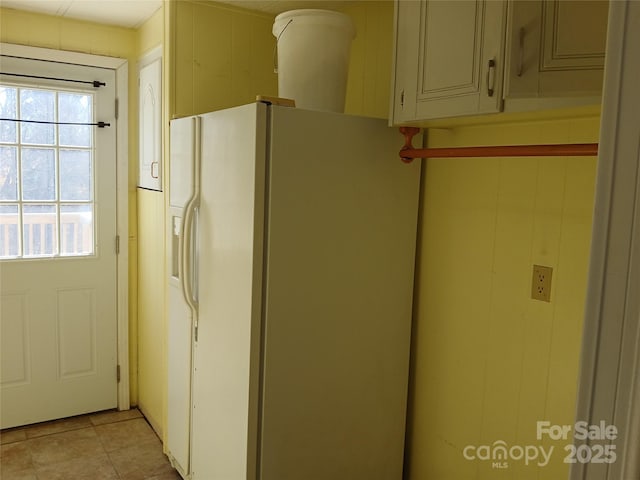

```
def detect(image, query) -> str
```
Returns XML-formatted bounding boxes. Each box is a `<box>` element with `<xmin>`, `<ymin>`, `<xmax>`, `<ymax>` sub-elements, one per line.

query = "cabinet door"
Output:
<box><xmin>391</xmin><ymin>0</ymin><xmax>506</xmax><ymax>123</ymax></box>
<box><xmin>504</xmin><ymin>0</ymin><xmax>608</xmax><ymax>99</ymax></box>
<box><xmin>138</xmin><ymin>57</ymin><xmax>162</xmax><ymax>191</ymax></box>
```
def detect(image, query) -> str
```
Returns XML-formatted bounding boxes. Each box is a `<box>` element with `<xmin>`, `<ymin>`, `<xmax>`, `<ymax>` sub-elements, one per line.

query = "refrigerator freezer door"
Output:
<box><xmin>167</xmin><ymin>116</ymin><xmax>198</xmax><ymax>477</ymax></box>
<box><xmin>259</xmin><ymin>107</ymin><xmax>421</xmax><ymax>480</ymax></box>
<box><xmin>190</xmin><ymin>103</ymin><xmax>268</xmax><ymax>480</ymax></box>
<box><xmin>167</xmin><ymin>258</ymin><xmax>194</xmax><ymax>477</ymax></box>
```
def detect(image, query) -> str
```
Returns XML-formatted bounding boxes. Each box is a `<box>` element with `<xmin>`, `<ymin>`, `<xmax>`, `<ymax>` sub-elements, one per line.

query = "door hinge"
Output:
<box><xmin>117</xmin><ymin>365</ymin><xmax>121</xmax><ymax>383</ymax></box>
<box><xmin>194</xmin><ymin>322</ymin><xmax>199</xmax><ymax>343</ymax></box>
<box><xmin>400</xmin><ymin>89</ymin><xmax>405</xmax><ymax>109</ymax></box>
<box><xmin>115</xmin><ymin>98</ymin><xmax>119</xmax><ymax>120</ymax></box>
<box><xmin>115</xmin><ymin>235</ymin><xmax>120</xmax><ymax>254</ymax></box>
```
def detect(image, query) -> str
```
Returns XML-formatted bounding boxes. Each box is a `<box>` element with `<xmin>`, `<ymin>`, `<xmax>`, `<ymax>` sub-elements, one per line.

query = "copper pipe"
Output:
<box><xmin>398</xmin><ymin>127</ymin><xmax>598</xmax><ymax>162</ymax></box>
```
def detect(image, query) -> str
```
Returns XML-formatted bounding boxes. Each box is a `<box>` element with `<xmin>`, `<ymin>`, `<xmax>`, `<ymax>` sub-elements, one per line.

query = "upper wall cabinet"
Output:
<box><xmin>391</xmin><ymin>0</ymin><xmax>507</xmax><ymax>124</ymax></box>
<box><xmin>390</xmin><ymin>0</ymin><xmax>609</xmax><ymax>124</ymax></box>
<box><xmin>503</xmin><ymin>0</ymin><xmax>608</xmax><ymax>102</ymax></box>
<box><xmin>139</xmin><ymin>50</ymin><xmax>162</xmax><ymax>191</ymax></box>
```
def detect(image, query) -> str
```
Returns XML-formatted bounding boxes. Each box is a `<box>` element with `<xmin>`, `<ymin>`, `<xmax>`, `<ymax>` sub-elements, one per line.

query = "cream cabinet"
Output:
<box><xmin>138</xmin><ymin>50</ymin><xmax>162</xmax><ymax>191</ymax></box>
<box><xmin>503</xmin><ymin>0</ymin><xmax>608</xmax><ymax>103</ymax></box>
<box><xmin>390</xmin><ymin>0</ymin><xmax>609</xmax><ymax>124</ymax></box>
<box><xmin>390</xmin><ymin>0</ymin><xmax>507</xmax><ymax>124</ymax></box>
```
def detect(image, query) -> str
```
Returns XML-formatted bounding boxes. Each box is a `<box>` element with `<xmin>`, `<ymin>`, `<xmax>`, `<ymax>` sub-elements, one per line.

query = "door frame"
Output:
<box><xmin>571</xmin><ymin>1</ymin><xmax>640</xmax><ymax>479</ymax></box>
<box><xmin>1</xmin><ymin>42</ymin><xmax>130</xmax><ymax>411</ymax></box>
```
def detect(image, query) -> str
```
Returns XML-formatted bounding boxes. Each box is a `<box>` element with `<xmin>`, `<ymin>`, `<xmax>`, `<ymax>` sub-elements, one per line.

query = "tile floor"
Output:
<box><xmin>0</xmin><ymin>409</ymin><xmax>181</xmax><ymax>480</ymax></box>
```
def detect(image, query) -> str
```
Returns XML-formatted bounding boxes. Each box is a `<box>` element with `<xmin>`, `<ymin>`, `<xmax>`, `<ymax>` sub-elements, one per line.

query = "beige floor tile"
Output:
<box><xmin>146</xmin><ymin>472</ymin><xmax>183</xmax><ymax>480</ymax></box>
<box><xmin>0</xmin><ymin>469</ymin><xmax>38</xmax><ymax>480</ymax></box>
<box><xmin>1</xmin><ymin>428</ymin><xmax>27</xmax><ymax>445</ymax></box>
<box><xmin>0</xmin><ymin>441</ymin><xmax>33</xmax><ymax>475</ymax></box>
<box><xmin>108</xmin><ymin>437</ymin><xmax>177</xmax><ymax>480</ymax></box>
<box><xmin>23</xmin><ymin>415</ymin><xmax>92</xmax><ymax>439</ymax></box>
<box><xmin>89</xmin><ymin>408</ymin><xmax>143</xmax><ymax>426</ymax></box>
<box><xmin>27</xmin><ymin>426</ymin><xmax>104</xmax><ymax>467</ymax></box>
<box><xmin>94</xmin><ymin>418</ymin><xmax>158</xmax><ymax>452</ymax></box>
<box><xmin>34</xmin><ymin>452</ymin><xmax>119</xmax><ymax>480</ymax></box>
<box><xmin>2</xmin><ymin>410</ymin><xmax>176</xmax><ymax>479</ymax></box>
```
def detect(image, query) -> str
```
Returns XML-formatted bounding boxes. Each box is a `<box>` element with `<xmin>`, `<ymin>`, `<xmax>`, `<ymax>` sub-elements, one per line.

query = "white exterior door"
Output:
<box><xmin>0</xmin><ymin>56</ymin><xmax>118</xmax><ymax>428</ymax></box>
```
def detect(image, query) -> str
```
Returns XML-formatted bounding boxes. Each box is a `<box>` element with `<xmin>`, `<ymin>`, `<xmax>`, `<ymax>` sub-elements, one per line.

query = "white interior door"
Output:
<box><xmin>0</xmin><ymin>56</ymin><xmax>118</xmax><ymax>428</ymax></box>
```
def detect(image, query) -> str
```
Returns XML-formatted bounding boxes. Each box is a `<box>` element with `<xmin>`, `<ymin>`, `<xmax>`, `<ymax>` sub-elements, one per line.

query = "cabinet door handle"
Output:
<box><xmin>517</xmin><ymin>27</ymin><xmax>525</xmax><ymax>77</ymax></box>
<box><xmin>487</xmin><ymin>58</ymin><xmax>496</xmax><ymax>97</ymax></box>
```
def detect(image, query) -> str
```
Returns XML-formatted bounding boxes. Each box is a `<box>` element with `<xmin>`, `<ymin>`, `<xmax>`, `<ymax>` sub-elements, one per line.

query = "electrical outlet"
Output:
<box><xmin>531</xmin><ymin>265</ymin><xmax>553</xmax><ymax>302</ymax></box>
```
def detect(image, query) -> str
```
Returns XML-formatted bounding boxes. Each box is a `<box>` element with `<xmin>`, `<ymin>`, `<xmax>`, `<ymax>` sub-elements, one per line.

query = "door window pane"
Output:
<box><xmin>20</xmin><ymin>89</ymin><xmax>55</xmax><ymax>145</ymax></box>
<box><xmin>0</xmin><ymin>205</ymin><xmax>19</xmax><ymax>258</ymax></box>
<box><xmin>22</xmin><ymin>148</ymin><xmax>56</xmax><ymax>201</ymax></box>
<box><xmin>23</xmin><ymin>204</ymin><xmax>56</xmax><ymax>257</ymax></box>
<box><xmin>0</xmin><ymin>87</ymin><xmax>17</xmax><ymax>143</ymax></box>
<box><xmin>1</xmin><ymin>84</ymin><xmax>95</xmax><ymax>260</ymax></box>
<box><xmin>0</xmin><ymin>147</ymin><xmax>18</xmax><ymax>201</ymax></box>
<box><xmin>59</xmin><ymin>93</ymin><xmax>92</xmax><ymax>147</ymax></box>
<box><xmin>60</xmin><ymin>205</ymin><xmax>93</xmax><ymax>255</ymax></box>
<box><xmin>60</xmin><ymin>150</ymin><xmax>91</xmax><ymax>201</ymax></box>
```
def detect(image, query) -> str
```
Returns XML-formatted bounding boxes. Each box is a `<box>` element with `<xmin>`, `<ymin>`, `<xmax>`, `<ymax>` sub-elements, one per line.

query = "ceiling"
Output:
<box><xmin>1</xmin><ymin>0</ymin><xmax>163</xmax><ymax>28</ymax></box>
<box><xmin>0</xmin><ymin>0</ymin><xmax>366</xmax><ymax>28</ymax></box>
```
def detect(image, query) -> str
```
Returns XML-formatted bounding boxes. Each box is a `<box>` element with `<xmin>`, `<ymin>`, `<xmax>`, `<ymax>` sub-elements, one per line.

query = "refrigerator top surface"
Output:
<box><xmin>178</xmin><ymin>101</ymin><xmax>395</xmax><ymax>126</ymax></box>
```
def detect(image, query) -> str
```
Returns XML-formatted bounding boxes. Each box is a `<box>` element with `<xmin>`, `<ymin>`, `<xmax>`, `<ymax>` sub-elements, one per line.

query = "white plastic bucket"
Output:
<box><xmin>273</xmin><ymin>10</ymin><xmax>355</xmax><ymax>112</ymax></box>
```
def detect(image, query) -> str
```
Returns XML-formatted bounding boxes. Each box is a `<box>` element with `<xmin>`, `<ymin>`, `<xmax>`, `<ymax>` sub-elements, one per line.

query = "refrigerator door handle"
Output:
<box><xmin>181</xmin><ymin>199</ymin><xmax>199</xmax><ymax>311</ymax></box>
<box><xmin>192</xmin><ymin>206</ymin><xmax>200</xmax><ymax>303</ymax></box>
<box><xmin>180</xmin><ymin>117</ymin><xmax>200</xmax><ymax>315</ymax></box>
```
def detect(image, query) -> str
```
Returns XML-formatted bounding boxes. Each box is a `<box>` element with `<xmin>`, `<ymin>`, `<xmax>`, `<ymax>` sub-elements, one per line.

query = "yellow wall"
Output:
<box><xmin>135</xmin><ymin>6</ymin><xmax>165</xmax><ymax>435</ymax></box>
<box><xmin>137</xmin><ymin>6</ymin><xmax>164</xmax><ymax>56</ymax></box>
<box><xmin>0</xmin><ymin>6</ymin><xmax>141</xmax><ymax>403</ymax></box>
<box><xmin>338</xmin><ymin>1</ymin><xmax>394</xmax><ymax>119</ymax></box>
<box><xmin>0</xmin><ymin>7</ymin><xmax>135</xmax><ymax>57</ymax></box>
<box><xmin>136</xmin><ymin>188</ymin><xmax>165</xmax><ymax>434</ymax></box>
<box><xmin>406</xmin><ymin>113</ymin><xmax>599</xmax><ymax>479</ymax></box>
<box><xmin>168</xmin><ymin>0</ymin><xmax>278</xmax><ymax>118</ymax></box>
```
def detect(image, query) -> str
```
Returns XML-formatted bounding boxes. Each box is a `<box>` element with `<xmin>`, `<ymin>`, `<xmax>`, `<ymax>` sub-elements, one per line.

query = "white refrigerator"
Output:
<box><xmin>167</xmin><ymin>102</ymin><xmax>421</xmax><ymax>480</ymax></box>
